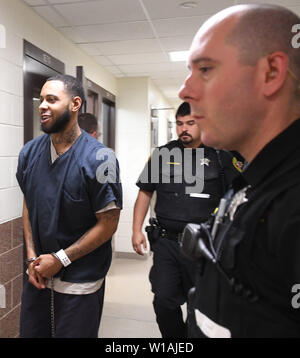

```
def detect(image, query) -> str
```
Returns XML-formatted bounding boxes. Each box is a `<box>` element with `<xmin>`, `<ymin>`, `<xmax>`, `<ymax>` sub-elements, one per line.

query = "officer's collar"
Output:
<box><xmin>240</xmin><ymin>118</ymin><xmax>300</xmax><ymax>188</ymax></box>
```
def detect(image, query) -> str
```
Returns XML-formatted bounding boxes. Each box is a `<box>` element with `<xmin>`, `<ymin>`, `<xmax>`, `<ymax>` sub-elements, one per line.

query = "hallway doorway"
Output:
<box><xmin>23</xmin><ymin>40</ymin><xmax>65</xmax><ymax>144</ymax></box>
<box><xmin>76</xmin><ymin>66</ymin><xmax>116</xmax><ymax>150</ymax></box>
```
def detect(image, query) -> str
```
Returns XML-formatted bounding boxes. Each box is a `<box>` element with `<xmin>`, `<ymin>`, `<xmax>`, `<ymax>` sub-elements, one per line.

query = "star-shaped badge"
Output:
<box><xmin>227</xmin><ymin>185</ymin><xmax>250</xmax><ymax>221</ymax></box>
<box><xmin>200</xmin><ymin>158</ymin><xmax>211</xmax><ymax>166</ymax></box>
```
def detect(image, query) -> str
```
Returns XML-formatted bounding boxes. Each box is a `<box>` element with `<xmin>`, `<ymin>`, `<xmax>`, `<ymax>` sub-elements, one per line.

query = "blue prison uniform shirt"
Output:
<box><xmin>16</xmin><ymin>130</ymin><xmax>122</xmax><ymax>283</ymax></box>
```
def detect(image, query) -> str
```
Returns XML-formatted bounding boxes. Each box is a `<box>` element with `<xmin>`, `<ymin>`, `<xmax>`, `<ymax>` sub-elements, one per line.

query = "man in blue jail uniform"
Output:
<box><xmin>179</xmin><ymin>4</ymin><xmax>300</xmax><ymax>337</ymax></box>
<box><xmin>132</xmin><ymin>102</ymin><xmax>242</xmax><ymax>337</ymax></box>
<box><xmin>17</xmin><ymin>74</ymin><xmax>122</xmax><ymax>338</ymax></box>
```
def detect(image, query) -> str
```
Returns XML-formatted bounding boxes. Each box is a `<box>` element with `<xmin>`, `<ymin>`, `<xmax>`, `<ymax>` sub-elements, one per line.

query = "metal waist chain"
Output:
<box><xmin>50</xmin><ymin>277</ymin><xmax>55</xmax><ymax>338</ymax></box>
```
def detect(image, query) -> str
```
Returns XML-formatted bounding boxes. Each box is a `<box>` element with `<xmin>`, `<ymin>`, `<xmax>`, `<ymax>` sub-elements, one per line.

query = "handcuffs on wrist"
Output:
<box><xmin>25</xmin><ymin>257</ymin><xmax>37</xmax><ymax>265</ymax></box>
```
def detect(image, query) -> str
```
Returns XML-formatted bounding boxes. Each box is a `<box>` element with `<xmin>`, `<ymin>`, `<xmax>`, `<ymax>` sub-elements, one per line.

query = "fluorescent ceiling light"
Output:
<box><xmin>169</xmin><ymin>51</ymin><xmax>189</xmax><ymax>62</ymax></box>
<box><xmin>179</xmin><ymin>1</ymin><xmax>198</xmax><ymax>9</ymax></box>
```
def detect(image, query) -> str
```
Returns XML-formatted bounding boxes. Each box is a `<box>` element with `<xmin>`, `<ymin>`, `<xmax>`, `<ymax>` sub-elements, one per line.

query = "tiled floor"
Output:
<box><xmin>98</xmin><ymin>255</ymin><xmax>161</xmax><ymax>338</ymax></box>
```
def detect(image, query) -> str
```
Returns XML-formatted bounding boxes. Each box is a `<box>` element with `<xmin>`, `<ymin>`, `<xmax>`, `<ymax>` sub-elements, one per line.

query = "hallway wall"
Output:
<box><xmin>115</xmin><ymin>77</ymin><xmax>174</xmax><ymax>254</ymax></box>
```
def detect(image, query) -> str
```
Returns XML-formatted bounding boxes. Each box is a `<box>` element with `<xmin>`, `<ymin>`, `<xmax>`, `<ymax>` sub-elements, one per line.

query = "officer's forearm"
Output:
<box><xmin>65</xmin><ymin>209</ymin><xmax>120</xmax><ymax>262</ymax></box>
<box><xmin>132</xmin><ymin>190</ymin><xmax>152</xmax><ymax>233</ymax></box>
<box><xmin>22</xmin><ymin>197</ymin><xmax>36</xmax><ymax>259</ymax></box>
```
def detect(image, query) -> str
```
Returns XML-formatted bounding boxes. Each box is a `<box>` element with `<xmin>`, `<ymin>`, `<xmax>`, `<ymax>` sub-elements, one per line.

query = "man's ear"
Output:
<box><xmin>91</xmin><ymin>131</ymin><xmax>98</xmax><ymax>139</ymax></box>
<box><xmin>262</xmin><ymin>52</ymin><xmax>289</xmax><ymax>97</ymax></box>
<box><xmin>70</xmin><ymin>96</ymin><xmax>82</xmax><ymax>112</ymax></box>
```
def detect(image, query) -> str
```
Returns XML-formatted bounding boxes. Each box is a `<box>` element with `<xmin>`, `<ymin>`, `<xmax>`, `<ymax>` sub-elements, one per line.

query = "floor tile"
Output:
<box><xmin>99</xmin><ymin>255</ymin><xmax>161</xmax><ymax>338</ymax></box>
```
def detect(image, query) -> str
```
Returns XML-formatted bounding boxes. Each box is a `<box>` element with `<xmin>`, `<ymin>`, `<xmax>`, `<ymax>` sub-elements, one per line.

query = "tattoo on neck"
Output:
<box><xmin>52</xmin><ymin>126</ymin><xmax>79</xmax><ymax>145</ymax></box>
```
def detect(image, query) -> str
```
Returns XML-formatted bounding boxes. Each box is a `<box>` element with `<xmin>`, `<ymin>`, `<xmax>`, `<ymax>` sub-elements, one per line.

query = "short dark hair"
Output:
<box><xmin>78</xmin><ymin>112</ymin><xmax>98</xmax><ymax>134</ymax></box>
<box><xmin>46</xmin><ymin>74</ymin><xmax>86</xmax><ymax>107</ymax></box>
<box><xmin>176</xmin><ymin>102</ymin><xmax>191</xmax><ymax>119</ymax></box>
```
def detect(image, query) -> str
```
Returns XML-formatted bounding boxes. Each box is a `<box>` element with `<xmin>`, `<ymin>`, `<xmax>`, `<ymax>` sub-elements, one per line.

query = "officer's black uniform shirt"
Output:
<box><xmin>137</xmin><ymin>139</ymin><xmax>241</xmax><ymax>233</ymax></box>
<box><xmin>194</xmin><ymin>118</ymin><xmax>300</xmax><ymax>338</ymax></box>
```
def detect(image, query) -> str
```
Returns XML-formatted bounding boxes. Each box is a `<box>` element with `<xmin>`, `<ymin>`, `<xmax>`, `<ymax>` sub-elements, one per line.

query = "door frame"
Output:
<box><xmin>23</xmin><ymin>40</ymin><xmax>65</xmax><ymax>144</ymax></box>
<box><xmin>76</xmin><ymin>66</ymin><xmax>116</xmax><ymax>149</ymax></box>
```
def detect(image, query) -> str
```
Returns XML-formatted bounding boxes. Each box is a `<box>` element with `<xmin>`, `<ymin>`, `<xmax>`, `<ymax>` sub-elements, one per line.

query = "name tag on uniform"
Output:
<box><xmin>189</xmin><ymin>193</ymin><xmax>210</xmax><ymax>199</ymax></box>
<box><xmin>195</xmin><ymin>309</ymin><xmax>231</xmax><ymax>338</ymax></box>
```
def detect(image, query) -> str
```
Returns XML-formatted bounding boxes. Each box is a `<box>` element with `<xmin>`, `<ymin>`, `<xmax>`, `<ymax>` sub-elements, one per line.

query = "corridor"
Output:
<box><xmin>99</xmin><ymin>255</ymin><xmax>160</xmax><ymax>338</ymax></box>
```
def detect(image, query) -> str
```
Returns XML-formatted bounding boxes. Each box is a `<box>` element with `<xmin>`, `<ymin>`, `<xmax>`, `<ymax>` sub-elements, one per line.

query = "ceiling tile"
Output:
<box><xmin>159</xmin><ymin>36</ymin><xmax>194</xmax><ymax>51</ymax></box>
<box><xmin>107</xmin><ymin>52</ymin><xmax>168</xmax><ymax>65</ymax></box>
<box><xmin>26</xmin><ymin>0</ymin><xmax>290</xmax><ymax>105</ymax></box>
<box><xmin>63</xmin><ymin>22</ymin><xmax>154</xmax><ymax>42</ymax></box>
<box><xmin>118</xmin><ymin>62</ymin><xmax>173</xmax><ymax>73</ymax></box>
<box><xmin>34</xmin><ymin>5</ymin><xmax>68</xmax><ymax>27</ymax></box>
<box><xmin>122</xmin><ymin>72</ymin><xmax>152</xmax><ymax>77</ymax></box>
<box><xmin>152</xmin><ymin>16</ymin><xmax>209</xmax><ymax>37</ymax></box>
<box><xmin>93</xmin><ymin>38</ymin><xmax>162</xmax><ymax>55</ymax></box>
<box><xmin>78</xmin><ymin>43</ymin><xmax>102</xmax><ymax>56</ymax></box>
<box><xmin>47</xmin><ymin>0</ymin><xmax>89</xmax><ymax>3</ymax></box>
<box><xmin>58</xmin><ymin>26</ymin><xmax>86</xmax><ymax>42</ymax></box>
<box><xmin>94</xmin><ymin>55</ymin><xmax>114</xmax><ymax>66</ymax></box>
<box><xmin>104</xmin><ymin>65</ymin><xmax>124</xmax><ymax>75</ymax></box>
<box><xmin>142</xmin><ymin>0</ymin><xmax>234</xmax><ymax>19</ymax></box>
<box><xmin>54</xmin><ymin>0</ymin><xmax>146</xmax><ymax>26</ymax></box>
<box><xmin>23</xmin><ymin>0</ymin><xmax>47</xmax><ymax>5</ymax></box>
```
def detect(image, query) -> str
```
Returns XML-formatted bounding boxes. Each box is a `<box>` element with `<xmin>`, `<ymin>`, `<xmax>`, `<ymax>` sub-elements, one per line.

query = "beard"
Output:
<box><xmin>41</xmin><ymin>108</ymin><xmax>71</xmax><ymax>134</ymax></box>
<box><xmin>179</xmin><ymin>132</ymin><xmax>193</xmax><ymax>145</ymax></box>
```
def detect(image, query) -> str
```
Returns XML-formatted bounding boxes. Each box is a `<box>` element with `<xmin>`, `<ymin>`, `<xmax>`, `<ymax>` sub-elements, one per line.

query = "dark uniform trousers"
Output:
<box><xmin>20</xmin><ymin>277</ymin><xmax>105</xmax><ymax>338</ymax></box>
<box><xmin>149</xmin><ymin>237</ymin><xmax>196</xmax><ymax>338</ymax></box>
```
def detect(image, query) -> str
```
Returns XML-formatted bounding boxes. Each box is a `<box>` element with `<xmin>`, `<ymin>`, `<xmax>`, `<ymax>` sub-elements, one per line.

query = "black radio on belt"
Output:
<box><xmin>180</xmin><ymin>222</ymin><xmax>216</xmax><ymax>263</ymax></box>
<box><xmin>180</xmin><ymin>222</ymin><xmax>258</xmax><ymax>303</ymax></box>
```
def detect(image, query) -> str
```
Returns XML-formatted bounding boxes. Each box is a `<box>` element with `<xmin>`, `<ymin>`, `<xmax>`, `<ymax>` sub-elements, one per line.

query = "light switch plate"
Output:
<box><xmin>0</xmin><ymin>285</ymin><xmax>6</xmax><ymax>308</ymax></box>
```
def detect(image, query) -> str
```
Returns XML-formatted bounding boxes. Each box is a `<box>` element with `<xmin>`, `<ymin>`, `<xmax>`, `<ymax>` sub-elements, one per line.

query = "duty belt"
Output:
<box><xmin>160</xmin><ymin>227</ymin><xmax>183</xmax><ymax>243</ymax></box>
<box><xmin>148</xmin><ymin>218</ymin><xmax>183</xmax><ymax>244</ymax></box>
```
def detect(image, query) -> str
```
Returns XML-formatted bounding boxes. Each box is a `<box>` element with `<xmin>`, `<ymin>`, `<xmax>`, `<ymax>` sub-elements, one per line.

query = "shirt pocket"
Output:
<box><xmin>202</xmin><ymin>176</ymin><xmax>223</xmax><ymax>198</ymax></box>
<box><xmin>60</xmin><ymin>189</ymin><xmax>94</xmax><ymax>232</ymax></box>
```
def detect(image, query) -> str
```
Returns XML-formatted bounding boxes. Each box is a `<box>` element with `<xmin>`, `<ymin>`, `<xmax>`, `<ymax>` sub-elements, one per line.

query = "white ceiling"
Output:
<box><xmin>22</xmin><ymin>0</ymin><xmax>300</xmax><ymax>108</ymax></box>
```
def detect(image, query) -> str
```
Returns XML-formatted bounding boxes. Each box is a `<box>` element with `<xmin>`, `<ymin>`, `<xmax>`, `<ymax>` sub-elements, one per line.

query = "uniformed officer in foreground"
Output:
<box><xmin>132</xmin><ymin>102</ymin><xmax>242</xmax><ymax>337</ymax></box>
<box><xmin>179</xmin><ymin>4</ymin><xmax>300</xmax><ymax>338</ymax></box>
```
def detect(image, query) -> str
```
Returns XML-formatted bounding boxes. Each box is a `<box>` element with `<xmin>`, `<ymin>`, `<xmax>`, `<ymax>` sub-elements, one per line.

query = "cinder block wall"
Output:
<box><xmin>0</xmin><ymin>219</ymin><xmax>23</xmax><ymax>338</ymax></box>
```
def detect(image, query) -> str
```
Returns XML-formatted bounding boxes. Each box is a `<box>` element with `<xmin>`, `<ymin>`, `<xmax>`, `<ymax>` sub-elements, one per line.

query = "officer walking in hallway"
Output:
<box><xmin>179</xmin><ymin>4</ymin><xmax>300</xmax><ymax>337</ymax></box>
<box><xmin>132</xmin><ymin>102</ymin><xmax>241</xmax><ymax>337</ymax></box>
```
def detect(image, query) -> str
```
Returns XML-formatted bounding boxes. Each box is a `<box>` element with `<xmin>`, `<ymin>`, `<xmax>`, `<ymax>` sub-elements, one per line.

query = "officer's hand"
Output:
<box><xmin>33</xmin><ymin>254</ymin><xmax>63</xmax><ymax>279</ymax></box>
<box><xmin>132</xmin><ymin>231</ymin><xmax>147</xmax><ymax>256</ymax></box>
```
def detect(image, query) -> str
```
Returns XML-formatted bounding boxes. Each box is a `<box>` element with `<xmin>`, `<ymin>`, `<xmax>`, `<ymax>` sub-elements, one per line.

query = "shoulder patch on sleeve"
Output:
<box><xmin>232</xmin><ymin>157</ymin><xmax>243</xmax><ymax>172</ymax></box>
